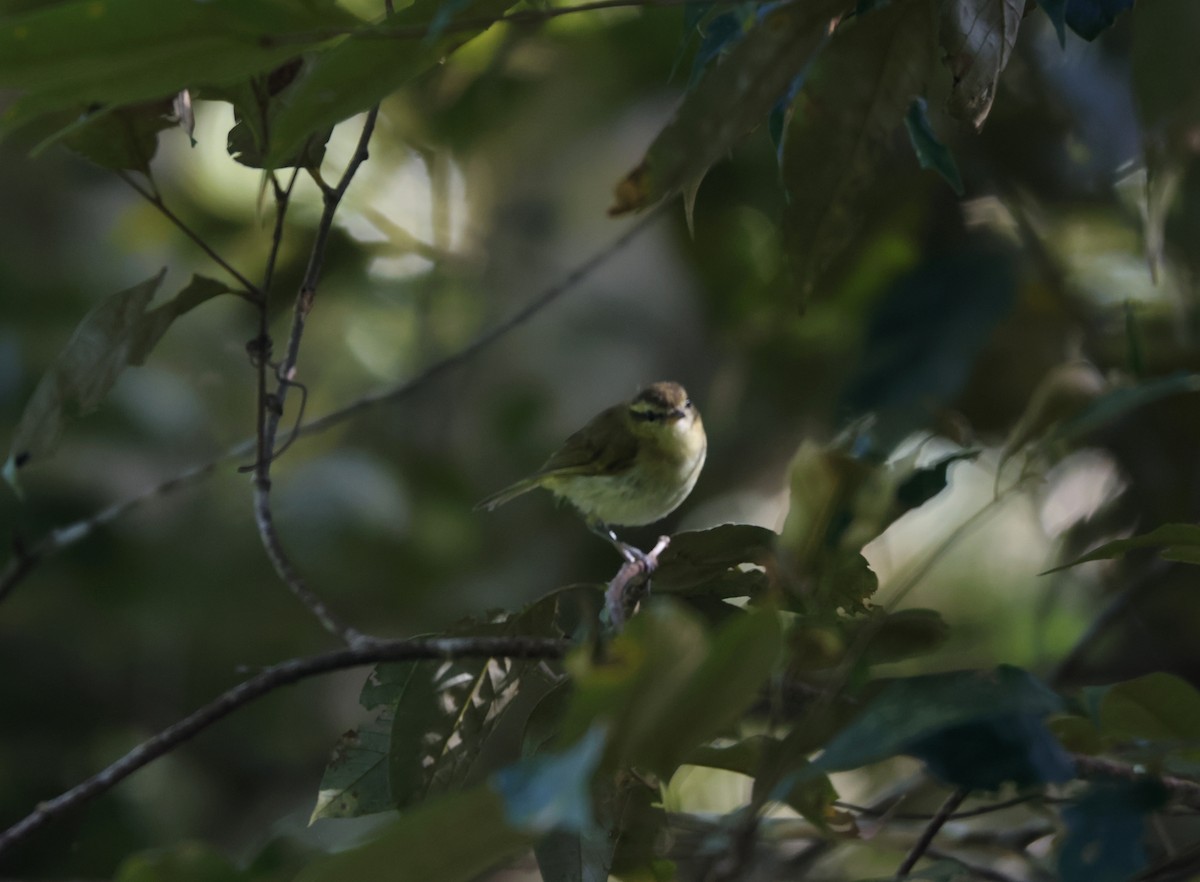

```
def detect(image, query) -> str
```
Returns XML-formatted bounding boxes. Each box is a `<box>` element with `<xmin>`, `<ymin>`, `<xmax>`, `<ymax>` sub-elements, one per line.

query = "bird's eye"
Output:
<box><xmin>684</xmin><ymin>399</ymin><xmax>692</xmax><ymax>408</ymax></box>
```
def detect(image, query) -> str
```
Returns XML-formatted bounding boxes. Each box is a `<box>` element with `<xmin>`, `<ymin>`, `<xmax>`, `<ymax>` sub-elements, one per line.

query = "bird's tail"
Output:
<box><xmin>474</xmin><ymin>476</ymin><xmax>543</xmax><ymax>512</ymax></box>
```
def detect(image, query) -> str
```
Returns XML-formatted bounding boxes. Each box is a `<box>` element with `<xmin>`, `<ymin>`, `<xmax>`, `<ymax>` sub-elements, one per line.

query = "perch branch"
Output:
<box><xmin>0</xmin><ymin>635</ymin><xmax>569</xmax><ymax>862</ymax></box>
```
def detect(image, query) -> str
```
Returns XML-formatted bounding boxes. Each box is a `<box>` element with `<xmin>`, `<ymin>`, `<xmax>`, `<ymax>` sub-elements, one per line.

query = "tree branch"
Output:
<box><xmin>116</xmin><ymin>171</ymin><xmax>263</xmax><ymax>302</ymax></box>
<box><xmin>251</xmin><ymin>108</ymin><xmax>380</xmax><ymax>645</ymax></box>
<box><xmin>0</xmin><ymin>209</ymin><xmax>665</xmax><ymax>607</ymax></box>
<box><xmin>0</xmin><ymin>635</ymin><xmax>569</xmax><ymax>863</ymax></box>
<box><xmin>1074</xmin><ymin>754</ymin><xmax>1200</xmax><ymax>812</ymax></box>
<box><xmin>894</xmin><ymin>787</ymin><xmax>971</xmax><ymax>879</ymax></box>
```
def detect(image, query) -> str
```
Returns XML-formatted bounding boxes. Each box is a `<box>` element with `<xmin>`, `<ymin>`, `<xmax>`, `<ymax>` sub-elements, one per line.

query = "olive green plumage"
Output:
<box><xmin>476</xmin><ymin>381</ymin><xmax>707</xmax><ymax>528</ymax></box>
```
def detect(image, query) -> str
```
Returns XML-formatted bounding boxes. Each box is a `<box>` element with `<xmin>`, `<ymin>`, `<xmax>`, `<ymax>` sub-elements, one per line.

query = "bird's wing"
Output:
<box><xmin>535</xmin><ymin>405</ymin><xmax>638</xmax><ymax>478</ymax></box>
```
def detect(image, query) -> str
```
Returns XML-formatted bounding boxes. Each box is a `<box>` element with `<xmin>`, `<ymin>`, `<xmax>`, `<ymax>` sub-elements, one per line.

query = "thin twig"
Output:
<box><xmin>1074</xmin><ymin>754</ymin><xmax>1200</xmax><ymax>811</ymax></box>
<box><xmin>0</xmin><ymin>209</ymin><xmax>665</xmax><ymax>607</ymax></box>
<box><xmin>894</xmin><ymin>787</ymin><xmax>971</xmax><ymax>879</ymax></box>
<box><xmin>116</xmin><ymin>171</ymin><xmax>262</xmax><ymax>301</ymax></box>
<box><xmin>251</xmin><ymin>108</ymin><xmax>381</xmax><ymax>645</ymax></box>
<box><xmin>0</xmin><ymin>635</ymin><xmax>569</xmax><ymax>862</ymax></box>
<box><xmin>835</xmin><ymin>792</ymin><xmax>1044</xmax><ymax>822</ymax></box>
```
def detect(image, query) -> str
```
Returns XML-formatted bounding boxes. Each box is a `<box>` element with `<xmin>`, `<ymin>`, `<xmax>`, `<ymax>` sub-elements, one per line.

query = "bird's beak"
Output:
<box><xmin>670</xmin><ymin>408</ymin><xmax>687</xmax><ymax>421</ymax></box>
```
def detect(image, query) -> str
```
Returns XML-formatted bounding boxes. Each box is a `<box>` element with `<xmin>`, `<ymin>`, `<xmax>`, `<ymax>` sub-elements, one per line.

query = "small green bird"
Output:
<box><xmin>476</xmin><ymin>381</ymin><xmax>707</xmax><ymax>562</ymax></box>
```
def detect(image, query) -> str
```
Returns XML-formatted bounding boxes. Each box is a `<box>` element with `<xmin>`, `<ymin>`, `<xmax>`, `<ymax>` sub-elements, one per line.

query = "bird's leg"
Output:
<box><xmin>587</xmin><ymin>518</ymin><xmax>656</xmax><ymax>570</ymax></box>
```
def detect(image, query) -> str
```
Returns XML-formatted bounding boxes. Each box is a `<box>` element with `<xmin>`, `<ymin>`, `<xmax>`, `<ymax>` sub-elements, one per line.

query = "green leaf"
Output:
<box><xmin>813</xmin><ymin>665</ymin><xmax>1064</xmax><ymax>773</ymax></box>
<box><xmin>59</xmin><ymin>99</ymin><xmax>175</xmax><ymax>172</ymax></box>
<box><xmin>782</xmin><ymin>0</ymin><xmax>935</xmax><ymax>303</ymax></box>
<box><xmin>1045</xmin><ymin>522</ymin><xmax>1200</xmax><ymax>574</ymax></box>
<box><xmin>3</xmin><ymin>272</ymin><xmax>229</xmax><ymax>488</ymax></box>
<box><xmin>114</xmin><ymin>842</ymin><xmax>247</xmax><ymax>882</ymax></box>
<box><xmin>560</xmin><ymin>601</ymin><xmax>781</xmax><ymax>776</ymax></box>
<box><xmin>652</xmin><ymin>524</ymin><xmax>775</xmax><ymax>598</ymax></box>
<box><xmin>493</xmin><ymin>724</ymin><xmax>607</xmax><ymax>833</ymax></box>
<box><xmin>1059</xmin><ymin>781</ymin><xmax>1165</xmax><ymax>882</ymax></box>
<box><xmin>264</xmin><ymin>0</ymin><xmax>516</xmax><ymax>168</ymax></box>
<box><xmin>1099</xmin><ymin>672</ymin><xmax>1200</xmax><ymax>746</ymax></box>
<box><xmin>609</xmin><ymin>0</ymin><xmax>845</xmax><ymax>216</ymax></box>
<box><xmin>938</xmin><ymin>0</ymin><xmax>1023</xmax><ymax>130</ymax></box>
<box><xmin>903</xmin><ymin>97</ymin><xmax>963</xmax><ymax>195</ymax></box>
<box><xmin>0</xmin><ymin>0</ymin><xmax>354</xmax><ymax>132</ymax></box>
<box><xmin>297</xmin><ymin>788</ymin><xmax>530</xmax><ymax>882</ymax></box>
<box><xmin>312</xmin><ymin>592</ymin><xmax>568</xmax><ymax>820</ymax></box>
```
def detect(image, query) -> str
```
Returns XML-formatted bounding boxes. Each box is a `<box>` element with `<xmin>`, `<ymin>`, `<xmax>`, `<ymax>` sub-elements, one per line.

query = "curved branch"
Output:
<box><xmin>251</xmin><ymin>108</ymin><xmax>380</xmax><ymax>643</ymax></box>
<box><xmin>0</xmin><ymin>634</ymin><xmax>569</xmax><ymax>862</ymax></box>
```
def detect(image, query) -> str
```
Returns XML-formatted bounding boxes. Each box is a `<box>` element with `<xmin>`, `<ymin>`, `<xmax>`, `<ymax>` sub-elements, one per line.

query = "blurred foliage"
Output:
<box><xmin>7</xmin><ymin>0</ymin><xmax>1200</xmax><ymax>880</ymax></box>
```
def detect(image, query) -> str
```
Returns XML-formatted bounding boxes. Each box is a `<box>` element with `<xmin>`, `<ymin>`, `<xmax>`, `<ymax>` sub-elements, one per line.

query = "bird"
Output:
<box><xmin>476</xmin><ymin>381</ymin><xmax>707</xmax><ymax>564</ymax></box>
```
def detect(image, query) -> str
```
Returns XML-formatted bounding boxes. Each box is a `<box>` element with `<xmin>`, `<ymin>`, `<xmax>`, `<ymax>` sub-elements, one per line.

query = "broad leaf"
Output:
<box><xmin>1099</xmin><ymin>672</ymin><xmax>1200</xmax><ymax>747</ymax></box>
<box><xmin>782</xmin><ymin>0</ymin><xmax>935</xmax><ymax>303</ymax></box>
<box><xmin>559</xmin><ymin>601</ymin><xmax>781</xmax><ymax>776</ymax></box>
<box><xmin>939</xmin><ymin>0</ymin><xmax>1022</xmax><ymax>130</ymax></box>
<box><xmin>812</xmin><ymin>665</ymin><xmax>1071</xmax><ymax>788</ymax></box>
<box><xmin>4</xmin><ymin>272</ymin><xmax>230</xmax><ymax>488</ymax></box>
<box><xmin>610</xmin><ymin>0</ymin><xmax>846</xmax><ymax>216</ymax></box>
<box><xmin>652</xmin><ymin>524</ymin><xmax>775</xmax><ymax>598</ymax></box>
<box><xmin>312</xmin><ymin>590</ymin><xmax>574</xmax><ymax>820</ymax></box>
<box><xmin>1042</xmin><ymin>0</ymin><xmax>1132</xmax><ymax>43</ymax></box>
<box><xmin>298</xmin><ymin>788</ymin><xmax>530</xmax><ymax>882</ymax></box>
<box><xmin>0</xmin><ymin>0</ymin><xmax>353</xmax><ymax>132</ymax></box>
<box><xmin>264</xmin><ymin>0</ymin><xmax>517</xmax><ymax>169</ymax></box>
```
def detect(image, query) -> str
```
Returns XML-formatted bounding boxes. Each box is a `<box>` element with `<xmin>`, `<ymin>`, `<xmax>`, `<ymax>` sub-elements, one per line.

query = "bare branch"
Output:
<box><xmin>0</xmin><ymin>634</ymin><xmax>568</xmax><ymax>863</ymax></box>
<box><xmin>116</xmin><ymin>171</ymin><xmax>263</xmax><ymax>302</ymax></box>
<box><xmin>1074</xmin><ymin>754</ymin><xmax>1200</xmax><ymax>812</ymax></box>
<box><xmin>894</xmin><ymin>787</ymin><xmax>971</xmax><ymax>879</ymax></box>
<box><xmin>251</xmin><ymin>108</ymin><xmax>380</xmax><ymax>644</ymax></box>
<box><xmin>0</xmin><ymin>209</ymin><xmax>665</xmax><ymax>607</ymax></box>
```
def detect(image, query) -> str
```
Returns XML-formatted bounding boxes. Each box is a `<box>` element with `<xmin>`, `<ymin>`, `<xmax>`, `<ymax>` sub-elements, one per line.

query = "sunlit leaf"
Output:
<box><xmin>782</xmin><ymin>0</ymin><xmax>935</xmax><ymax>303</ymax></box>
<box><xmin>903</xmin><ymin>97</ymin><xmax>963</xmax><ymax>195</ymax></box>
<box><xmin>298</xmin><ymin>788</ymin><xmax>530</xmax><ymax>882</ymax></box>
<box><xmin>939</xmin><ymin>0</ymin><xmax>1022</xmax><ymax>130</ymax></box>
<box><xmin>3</xmin><ymin>272</ymin><xmax>230</xmax><ymax>488</ymax></box>
<box><xmin>610</xmin><ymin>0</ymin><xmax>845</xmax><ymax>216</ymax></box>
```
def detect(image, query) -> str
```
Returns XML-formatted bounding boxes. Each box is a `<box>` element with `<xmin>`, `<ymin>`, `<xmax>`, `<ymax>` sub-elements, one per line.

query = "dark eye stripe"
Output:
<box><xmin>630</xmin><ymin>408</ymin><xmax>665</xmax><ymax>422</ymax></box>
